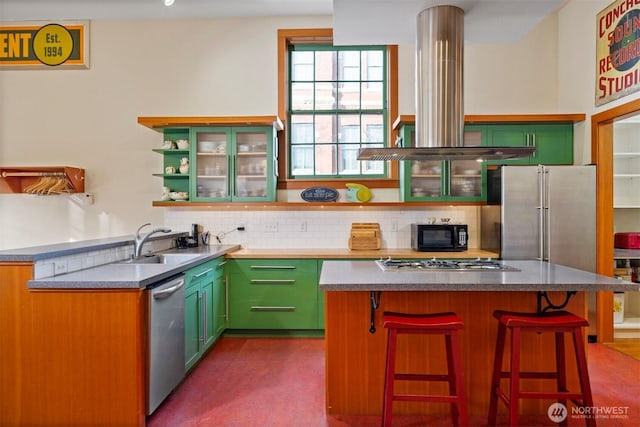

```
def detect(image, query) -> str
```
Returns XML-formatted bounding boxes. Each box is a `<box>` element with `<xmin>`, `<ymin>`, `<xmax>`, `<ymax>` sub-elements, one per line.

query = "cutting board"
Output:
<box><xmin>349</xmin><ymin>223</ymin><xmax>381</xmax><ymax>250</ymax></box>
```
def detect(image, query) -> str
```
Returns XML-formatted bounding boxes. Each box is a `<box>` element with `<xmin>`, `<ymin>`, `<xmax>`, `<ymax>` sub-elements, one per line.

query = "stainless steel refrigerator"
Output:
<box><xmin>480</xmin><ymin>165</ymin><xmax>597</xmax><ymax>335</ymax></box>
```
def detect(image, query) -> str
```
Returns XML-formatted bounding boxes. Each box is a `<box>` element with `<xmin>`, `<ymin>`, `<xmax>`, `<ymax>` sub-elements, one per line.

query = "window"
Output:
<box><xmin>288</xmin><ymin>44</ymin><xmax>387</xmax><ymax>179</ymax></box>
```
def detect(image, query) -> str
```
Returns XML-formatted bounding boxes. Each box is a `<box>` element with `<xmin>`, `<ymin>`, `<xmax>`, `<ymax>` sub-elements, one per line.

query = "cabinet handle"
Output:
<box><xmin>201</xmin><ymin>289</ymin><xmax>207</xmax><ymax>344</ymax></box>
<box><xmin>250</xmin><ymin>306</ymin><xmax>296</xmax><ymax>312</ymax></box>
<box><xmin>250</xmin><ymin>265</ymin><xmax>296</xmax><ymax>270</ymax></box>
<box><xmin>250</xmin><ymin>279</ymin><xmax>296</xmax><ymax>284</ymax></box>
<box><xmin>194</xmin><ymin>268</ymin><xmax>214</xmax><ymax>278</ymax></box>
<box><xmin>231</xmin><ymin>155</ymin><xmax>236</xmax><ymax>197</ymax></box>
<box><xmin>444</xmin><ymin>161</ymin><xmax>450</xmax><ymax>196</ymax></box>
<box><xmin>198</xmin><ymin>293</ymin><xmax>204</xmax><ymax>344</ymax></box>
<box><xmin>224</xmin><ymin>273</ymin><xmax>229</xmax><ymax>322</ymax></box>
<box><xmin>228</xmin><ymin>155</ymin><xmax>233</xmax><ymax>196</ymax></box>
<box><xmin>531</xmin><ymin>133</ymin><xmax>537</xmax><ymax>158</ymax></box>
<box><xmin>216</xmin><ymin>261</ymin><xmax>227</xmax><ymax>269</ymax></box>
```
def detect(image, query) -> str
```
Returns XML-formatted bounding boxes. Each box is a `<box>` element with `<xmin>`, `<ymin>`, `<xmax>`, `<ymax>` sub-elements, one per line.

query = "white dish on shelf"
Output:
<box><xmin>169</xmin><ymin>191</ymin><xmax>189</xmax><ymax>201</ymax></box>
<box><xmin>199</xmin><ymin>141</ymin><xmax>216</xmax><ymax>152</ymax></box>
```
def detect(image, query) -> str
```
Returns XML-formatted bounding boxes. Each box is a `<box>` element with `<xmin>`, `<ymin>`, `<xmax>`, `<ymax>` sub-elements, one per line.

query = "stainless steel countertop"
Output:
<box><xmin>28</xmin><ymin>245</ymin><xmax>240</xmax><ymax>289</ymax></box>
<box><xmin>319</xmin><ymin>260</ymin><xmax>640</xmax><ymax>292</ymax></box>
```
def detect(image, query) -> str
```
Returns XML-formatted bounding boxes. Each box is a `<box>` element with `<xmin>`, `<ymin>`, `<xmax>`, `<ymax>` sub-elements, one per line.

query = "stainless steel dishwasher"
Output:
<box><xmin>148</xmin><ymin>274</ymin><xmax>186</xmax><ymax>415</ymax></box>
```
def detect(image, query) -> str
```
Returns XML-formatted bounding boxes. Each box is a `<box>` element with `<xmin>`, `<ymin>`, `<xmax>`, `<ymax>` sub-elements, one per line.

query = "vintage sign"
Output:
<box><xmin>0</xmin><ymin>21</ymin><xmax>89</xmax><ymax>69</ymax></box>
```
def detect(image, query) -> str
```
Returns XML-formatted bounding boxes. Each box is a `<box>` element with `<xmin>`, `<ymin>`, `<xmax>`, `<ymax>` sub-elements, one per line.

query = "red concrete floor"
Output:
<box><xmin>147</xmin><ymin>337</ymin><xmax>640</xmax><ymax>427</ymax></box>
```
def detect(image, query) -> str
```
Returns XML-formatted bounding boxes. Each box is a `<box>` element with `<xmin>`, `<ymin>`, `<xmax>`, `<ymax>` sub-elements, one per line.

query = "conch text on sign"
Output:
<box><xmin>0</xmin><ymin>21</ymin><xmax>89</xmax><ymax>69</ymax></box>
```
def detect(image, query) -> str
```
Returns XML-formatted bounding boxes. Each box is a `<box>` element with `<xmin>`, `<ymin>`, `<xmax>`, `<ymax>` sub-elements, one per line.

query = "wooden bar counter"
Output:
<box><xmin>319</xmin><ymin>260</ymin><xmax>638</xmax><ymax>417</ymax></box>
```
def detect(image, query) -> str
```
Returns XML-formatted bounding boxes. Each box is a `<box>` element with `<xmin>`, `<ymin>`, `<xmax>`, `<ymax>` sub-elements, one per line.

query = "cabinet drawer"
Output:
<box><xmin>229</xmin><ymin>298</ymin><xmax>317</xmax><ymax>329</ymax></box>
<box><xmin>185</xmin><ymin>258</ymin><xmax>225</xmax><ymax>287</ymax></box>
<box><xmin>227</xmin><ymin>259</ymin><xmax>316</xmax><ymax>278</ymax></box>
<box><xmin>227</xmin><ymin>259</ymin><xmax>319</xmax><ymax>329</ymax></box>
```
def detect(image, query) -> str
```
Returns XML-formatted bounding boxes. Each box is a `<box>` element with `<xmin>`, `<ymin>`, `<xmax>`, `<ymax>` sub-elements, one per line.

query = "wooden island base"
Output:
<box><xmin>324</xmin><ymin>290</ymin><xmax>588</xmax><ymax>417</ymax></box>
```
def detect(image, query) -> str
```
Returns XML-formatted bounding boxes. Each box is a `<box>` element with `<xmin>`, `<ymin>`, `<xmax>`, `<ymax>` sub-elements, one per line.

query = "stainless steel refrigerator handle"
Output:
<box><xmin>152</xmin><ymin>279</ymin><xmax>185</xmax><ymax>299</ymax></box>
<box><xmin>537</xmin><ymin>167</ymin><xmax>545</xmax><ymax>261</ymax></box>
<box><xmin>544</xmin><ymin>168</ymin><xmax>551</xmax><ymax>262</ymax></box>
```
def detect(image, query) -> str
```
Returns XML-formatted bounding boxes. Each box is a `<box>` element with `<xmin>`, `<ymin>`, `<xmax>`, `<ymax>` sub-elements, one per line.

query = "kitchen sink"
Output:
<box><xmin>122</xmin><ymin>253</ymin><xmax>203</xmax><ymax>265</ymax></box>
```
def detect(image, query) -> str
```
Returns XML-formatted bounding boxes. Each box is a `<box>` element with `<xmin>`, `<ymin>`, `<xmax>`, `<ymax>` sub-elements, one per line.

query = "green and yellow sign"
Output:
<box><xmin>0</xmin><ymin>21</ymin><xmax>89</xmax><ymax>69</ymax></box>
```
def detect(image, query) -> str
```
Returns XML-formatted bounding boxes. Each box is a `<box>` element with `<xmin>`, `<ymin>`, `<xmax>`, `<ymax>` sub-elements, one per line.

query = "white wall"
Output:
<box><xmin>0</xmin><ymin>4</ymin><xmax>608</xmax><ymax>249</ymax></box>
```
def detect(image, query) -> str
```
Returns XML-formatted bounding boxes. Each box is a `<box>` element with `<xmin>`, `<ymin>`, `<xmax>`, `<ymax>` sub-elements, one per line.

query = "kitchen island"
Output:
<box><xmin>319</xmin><ymin>260</ymin><xmax>638</xmax><ymax>418</ymax></box>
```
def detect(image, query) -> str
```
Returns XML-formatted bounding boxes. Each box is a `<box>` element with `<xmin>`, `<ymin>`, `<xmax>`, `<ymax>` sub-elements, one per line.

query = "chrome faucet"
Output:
<box><xmin>133</xmin><ymin>223</ymin><xmax>172</xmax><ymax>259</ymax></box>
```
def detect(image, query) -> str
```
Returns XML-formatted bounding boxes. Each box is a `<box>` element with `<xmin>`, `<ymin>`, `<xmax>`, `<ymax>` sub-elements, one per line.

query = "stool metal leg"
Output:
<box><xmin>488</xmin><ymin>322</ymin><xmax>507</xmax><ymax>425</ymax></box>
<box><xmin>509</xmin><ymin>328</ymin><xmax>521</xmax><ymax>427</ymax></box>
<box><xmin>382</xmin><ymin>328</ymin><xmax>398</xmax><ymax>427</ymax></box>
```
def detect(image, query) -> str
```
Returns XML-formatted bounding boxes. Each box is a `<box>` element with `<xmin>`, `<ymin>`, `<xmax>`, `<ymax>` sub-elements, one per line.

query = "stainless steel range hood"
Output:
<box><xmin>358</xmin><ymin>5</ymin><xmax>535</xmax><ymax>161</ymax></box>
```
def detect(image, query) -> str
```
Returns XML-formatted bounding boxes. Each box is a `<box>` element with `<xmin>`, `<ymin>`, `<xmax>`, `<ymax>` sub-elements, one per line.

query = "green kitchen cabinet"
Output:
<box><xmin>317</xmin><ymin>260</ymin><xmax>325</xmax><ymax>328</ymax></box>
<box><xmin>227</xmin><ymin>259</ymin><xmax>320</xmax><ymax>330</ymax></box>
<box><xmin>152</xmin><ymin>127</ymin><xmax>191</xmax><ymax>202</ymax></box>
<box><xmin>189</xmin><ymin>126</ymin><xmax>277</xmax><ymax>202</ymax></box>
<box><xmin>486</xmin><ymin>123</ymin><xmax>573</xmax><ymax>165</ymax></box>
<box><xmin>184</xmin><ymin>257</ymin><xmax>226</xmax><ymax>371</ymax></box>
<box><xmin>399</xmin><ymin>124</ymin><xmax>487</xmax><ymax>202</ymax></box>
<box><xmin>212</xmin><ymin>258</ymin><xmax>227</xmax><ymax>340</ymax></box>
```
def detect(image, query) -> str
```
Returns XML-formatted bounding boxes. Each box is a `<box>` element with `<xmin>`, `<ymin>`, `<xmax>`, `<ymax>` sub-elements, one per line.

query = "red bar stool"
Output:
<box><xmin>382</xmin><ymin>311</ymin><xmax>468</xmax><ymax>427</ymax></box>
<box><xmin>488</xmin><ymin>310</ymin><xmax>595</xmax><ymax>427</ymax></box>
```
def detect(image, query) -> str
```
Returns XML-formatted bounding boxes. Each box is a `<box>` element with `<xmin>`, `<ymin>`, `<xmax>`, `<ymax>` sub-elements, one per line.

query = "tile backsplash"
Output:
<box><xmin>164</xmin><ymin>206</ymin><xmax>480</xmax><ymax>250</ymax></box>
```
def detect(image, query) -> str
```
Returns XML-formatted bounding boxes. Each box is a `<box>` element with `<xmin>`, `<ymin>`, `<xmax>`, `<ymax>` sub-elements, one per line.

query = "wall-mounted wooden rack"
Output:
<box><xmin>0</xmin><ymin>166</ymin><xmax>85</xmax><ymax>194</ymax></box>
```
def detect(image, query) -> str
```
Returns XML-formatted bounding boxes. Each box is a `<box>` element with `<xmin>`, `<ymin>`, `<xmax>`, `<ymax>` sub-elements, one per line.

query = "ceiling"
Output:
<box><xmin>0</xmin><ymin>0</ymin><xmax>333</xmax><ymax>21</ymax></box>
<box><xmin>0</xmin><ymin>0</ymin><xmax>567</xmax><ymax>44</ymax></box>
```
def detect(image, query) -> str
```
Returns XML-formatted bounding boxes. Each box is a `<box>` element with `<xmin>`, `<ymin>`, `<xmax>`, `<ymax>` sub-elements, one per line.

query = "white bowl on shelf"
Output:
<box><xmin>176</xmin><ymin>139</ymin><xmax>190</xmax><ymax>149</ymax></box>
<box><xmin>169</xmin><ymin>191</ymin><xmax>189</xmax><ymax>201</ymax></box>
<box><xmin>199</xmin><ymin>141</ymin><xmax>215</xmax><ymax>152</ymax></box>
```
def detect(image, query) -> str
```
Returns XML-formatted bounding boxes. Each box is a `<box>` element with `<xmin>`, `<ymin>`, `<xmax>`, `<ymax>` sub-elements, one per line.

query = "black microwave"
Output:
<box><xmin>411</xmin><ymin>223</ymin><xmax>468</xmax><ymax>252</ymax></box>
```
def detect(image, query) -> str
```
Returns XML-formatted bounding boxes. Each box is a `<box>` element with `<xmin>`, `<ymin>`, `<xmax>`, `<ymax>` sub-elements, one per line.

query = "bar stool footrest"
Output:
<box><xmin>515</xmin><ymin>390</ymin><xmax>587</xmax><ymax>400</ymax></box>
<box><xmin>500</xmin><ymin>371</ymin><xmax>560</xmax><ymax>380</ymax></box>
<box><xmin>395</xmin><ymin>373</ymin><xmax>451</xmax><ymax>382</ymax></box>
<box><xmin>393</xmin><ymin>394</ymin><xmax>461</xmax><ymax>404</ymax></box>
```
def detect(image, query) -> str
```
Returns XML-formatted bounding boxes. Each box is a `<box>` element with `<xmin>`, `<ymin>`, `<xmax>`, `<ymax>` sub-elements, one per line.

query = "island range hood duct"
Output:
<box><xmin>358</xmin><ymin>5</ymin><xmax>535</xmax><ymax>161</ymax></box>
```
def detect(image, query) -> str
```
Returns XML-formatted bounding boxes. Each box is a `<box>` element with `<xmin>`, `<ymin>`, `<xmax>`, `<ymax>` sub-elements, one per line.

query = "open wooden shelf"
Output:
<box><xmin>0</xmin><ymin>166</ymin><xmax>85</xmax><ymax>194</ymax></box>
<box><xmin>138</xmin><ymin>116</ymin><xmax>284</xmax><ymax>131</ymax></box>
<box><xmin>151</xmin><ymin>201</ymin><xmax>484</xmax><ymax>209</ymax></box>
<box><xmin>393</xmin><ymin>113</ymin><xmax>587</xmax><ymax>129</ymax></box>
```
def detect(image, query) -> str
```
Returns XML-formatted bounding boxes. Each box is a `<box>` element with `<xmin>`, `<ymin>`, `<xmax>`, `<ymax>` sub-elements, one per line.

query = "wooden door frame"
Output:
<box><xmin>592</xmin><ymin>97</ymin><xmax>640</xmax><ymax>342</ymax></box>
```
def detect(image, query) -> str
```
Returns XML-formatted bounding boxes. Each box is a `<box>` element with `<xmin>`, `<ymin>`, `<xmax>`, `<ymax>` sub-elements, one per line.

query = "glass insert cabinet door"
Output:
<box><xmin>192</xmin><ymin>129</ymin><xmax>230</xmax><ymax>200</ymax></box>
<box><xmin>234</xmin><ymin>129</ymin><xmax>270</xmax><ymax>199</ymax></box>
<box><xmin>190</xmin><ymin>127</ymin><xmax>274</xmax><ymax>201</ymax></box>
<box><xmin>401</xmin><ymin>125</ymin><xmax>486</xmax><ymax>201</ymax></box>
<box><xmin>448</xmin><ymin>126</ymin><xmax>484</xmax><ymax>199</ymax></box>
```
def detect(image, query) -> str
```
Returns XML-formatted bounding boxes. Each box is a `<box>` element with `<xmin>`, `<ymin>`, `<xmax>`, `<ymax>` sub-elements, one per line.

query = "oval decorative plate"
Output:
<box><xmin>301</xmin><ymin>186</ymin><xmax>339</xmax><ymax>202</ymax></box>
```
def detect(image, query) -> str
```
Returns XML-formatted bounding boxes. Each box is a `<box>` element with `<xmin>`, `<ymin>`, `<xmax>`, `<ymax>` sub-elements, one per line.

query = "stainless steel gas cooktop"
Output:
<box><xmin>375</xmin><ymin>257</ymin><xmax>519</xmax><ymax>272</ymax></box>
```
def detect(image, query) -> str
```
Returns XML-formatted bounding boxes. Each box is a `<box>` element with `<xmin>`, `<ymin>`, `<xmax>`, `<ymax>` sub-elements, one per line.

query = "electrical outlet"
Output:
<box><xmin>299</xmin><ymin>221</ymin><xmax>307</xmax><ymax>232</ymax></box>
<box><xmin>391</xmin><ymin>220</ymin><xmax>398</xmax><ymax>232</ymax></box>
<box><xmin>264</xmin><ymin>222</ymin><xmax>279</xmax><ymax>232</ymax></box>
<box><xmin>54</xmin><ymin>261</ymin><xmax>68</xmax><ymax>275</ymax></box>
